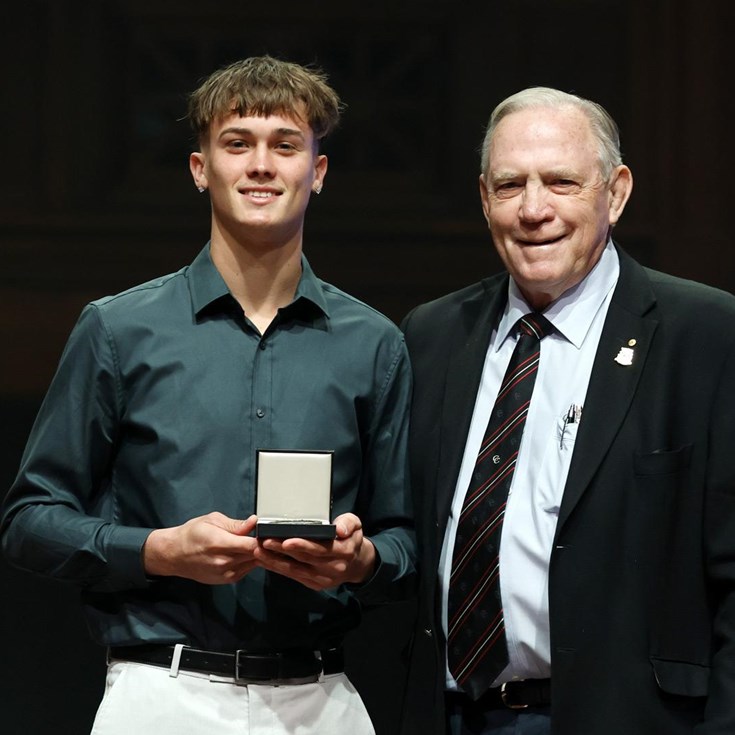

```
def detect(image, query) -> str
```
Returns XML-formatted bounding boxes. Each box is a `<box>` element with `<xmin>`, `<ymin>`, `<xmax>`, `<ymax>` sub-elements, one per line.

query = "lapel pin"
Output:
<box><xmin>614</xmin><ymin>339</ymin><xmax>636</xmax><ymax>366</ymax></box>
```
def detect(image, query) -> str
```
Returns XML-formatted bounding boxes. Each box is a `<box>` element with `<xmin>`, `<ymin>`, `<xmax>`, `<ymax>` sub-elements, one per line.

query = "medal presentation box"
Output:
<box><xmin>255</xmin><ymin>450</ymin><xmax>336</xmax><ymax>539</ymax></box>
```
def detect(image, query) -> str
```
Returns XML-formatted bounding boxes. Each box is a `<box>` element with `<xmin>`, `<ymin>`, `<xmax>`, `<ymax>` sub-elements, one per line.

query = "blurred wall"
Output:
<box><xmin>1</xmin><ymin>1</ymin><xmax>733</xmax><ymax>733</ymax></box>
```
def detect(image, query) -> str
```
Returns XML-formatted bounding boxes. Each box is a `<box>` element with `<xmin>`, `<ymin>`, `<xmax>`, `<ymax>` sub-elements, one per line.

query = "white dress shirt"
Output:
<box><xmin>439</xmin><ymin>241</ymin><xmax>620</xmax><ymax>689</ymax></box>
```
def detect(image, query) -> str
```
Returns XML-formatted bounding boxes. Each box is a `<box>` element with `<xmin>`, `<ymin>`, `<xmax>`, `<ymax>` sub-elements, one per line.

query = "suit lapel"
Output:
<box><xmin>435</xmin><ymin>279</ymin><xmax>508</xmax><ymax>523</ymax></box>
<box><xmin>557</xmin><ymin>249</ymin><xmax>659</xmax><ymax>533</ymax></box>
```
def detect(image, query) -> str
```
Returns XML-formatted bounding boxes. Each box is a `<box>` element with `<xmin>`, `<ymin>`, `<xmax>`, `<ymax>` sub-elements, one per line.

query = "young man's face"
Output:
<box><xmin>190</xmin><ymin>105</ymin><xmax>327</xmax><ymax>247</ymax></box>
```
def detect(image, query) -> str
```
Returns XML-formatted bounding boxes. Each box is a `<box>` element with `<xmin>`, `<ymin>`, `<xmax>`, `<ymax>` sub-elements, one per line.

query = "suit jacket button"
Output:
<box><xmin>424</xmin><ymin>628</ymin><xmax>433</xmax><ymax>638</ymax></box>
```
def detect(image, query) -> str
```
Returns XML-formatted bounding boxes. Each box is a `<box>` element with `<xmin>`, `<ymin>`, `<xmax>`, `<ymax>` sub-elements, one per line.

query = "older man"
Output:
<box><xmin>401</xmin><ymin>87</ymin><xmax>735</xmax><ymax>734</ymax></box>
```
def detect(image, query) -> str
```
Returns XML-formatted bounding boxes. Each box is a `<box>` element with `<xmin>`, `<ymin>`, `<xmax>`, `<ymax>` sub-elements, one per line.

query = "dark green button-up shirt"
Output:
<box><xmin>2</xmin><ymin>244</ymin><xmax>415</xmax><ymax>651</ymax></box>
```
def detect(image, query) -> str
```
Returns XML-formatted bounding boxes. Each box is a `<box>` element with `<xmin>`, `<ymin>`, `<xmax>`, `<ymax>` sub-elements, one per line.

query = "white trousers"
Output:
<box><xmin>90</xmin><ymin>661</ymin><xmax>376</xmax><ymax>735</ymax></box>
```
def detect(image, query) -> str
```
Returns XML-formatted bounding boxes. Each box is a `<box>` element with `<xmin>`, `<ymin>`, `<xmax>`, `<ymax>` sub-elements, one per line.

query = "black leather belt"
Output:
<box><xmin>447</xmin><ymin>678</ymin><xmax>551</xmax><ymax>710</ymax></box>
<box><xmin>109</xmin><ymin>644</ymin><xmax>344</xmax><ymax>684</ymax></box>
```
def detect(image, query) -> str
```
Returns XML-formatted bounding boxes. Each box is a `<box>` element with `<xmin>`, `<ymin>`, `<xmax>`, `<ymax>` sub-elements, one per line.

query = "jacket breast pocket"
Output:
<box><xmin>650</xmin><ymin>656</ymin><xmax>709</xmax><ymax>698</ymax></box>
<box><xmin>634</xmin><ymin>444</ymin><xmax>693</xmax><ymax>476</ymax></box>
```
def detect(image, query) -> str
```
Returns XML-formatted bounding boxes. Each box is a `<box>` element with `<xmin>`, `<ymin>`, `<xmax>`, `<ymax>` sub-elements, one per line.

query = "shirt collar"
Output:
<box><xmin>187</xmin><ymin>244</ymin><xmax>231</xmax><ymax>315</ymax></box>
<box><xmin>187</xmin><ymin>243</ymin><xmax>330</xmax><ymax>319</ymax></box>
<box><xmin>496</xmin><ymin>240</ymin><xmax>620</xmax><ymax>351</ymax></box>
<box><xmin>291</xmin><ymin>254</ymin><xmax>331</xmax><ymax>318</ymax></box>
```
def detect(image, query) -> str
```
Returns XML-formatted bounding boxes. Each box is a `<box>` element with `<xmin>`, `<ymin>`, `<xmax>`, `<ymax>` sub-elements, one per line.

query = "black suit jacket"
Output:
<box><xmin>400</xmin><ymin>247</ymin><xmax>735</xmax><ymax>735</ymax></box>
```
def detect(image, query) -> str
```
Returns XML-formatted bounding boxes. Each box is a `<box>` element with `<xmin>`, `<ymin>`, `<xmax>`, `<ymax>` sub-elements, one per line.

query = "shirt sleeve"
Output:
<box><xmin>350</xmin><ymin>334</ymin><xmax>417</xmax><ymax>605</ymax></box>
<box><xmin>0</xmin><ymin>304</ymin><xmax>151</xmax><ymax>591</ymax></box>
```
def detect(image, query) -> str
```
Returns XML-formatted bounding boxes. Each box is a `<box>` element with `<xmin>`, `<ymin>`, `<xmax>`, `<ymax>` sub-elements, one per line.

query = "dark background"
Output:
<box><xmin>1</xmin><ymin>1</ymin><xmax>733</xmax><ymax>733</ymax></box>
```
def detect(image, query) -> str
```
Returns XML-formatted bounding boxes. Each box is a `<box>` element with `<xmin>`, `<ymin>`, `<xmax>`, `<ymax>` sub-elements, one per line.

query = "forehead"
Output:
<box><xmin>489</xmin><ymin>106</ymin><xmax>598</xmax><ymax>172</ymax></box>
<box><xmin>206</xmin><ymin>104</ymin><xmax>315</xmax><ymax>143</ymax></box>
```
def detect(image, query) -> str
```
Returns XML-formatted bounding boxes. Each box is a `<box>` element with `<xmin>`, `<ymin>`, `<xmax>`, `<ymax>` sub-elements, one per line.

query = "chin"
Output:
<box><xmin>516</xmin><ymin>261</ymin><xmax>562</xmax><ymax>283</ymax></box>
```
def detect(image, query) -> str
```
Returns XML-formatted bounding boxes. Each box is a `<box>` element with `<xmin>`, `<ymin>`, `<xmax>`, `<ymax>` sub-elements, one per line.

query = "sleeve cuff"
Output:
<box><xmin>348</xmin><ymin>532</ymin><xmax>415</xmax><ymax>605</ymax></box>
<box><xmin>105</xmin><ymin>525</ymin><xmax>156</xmax><ymax>588</ymax></box>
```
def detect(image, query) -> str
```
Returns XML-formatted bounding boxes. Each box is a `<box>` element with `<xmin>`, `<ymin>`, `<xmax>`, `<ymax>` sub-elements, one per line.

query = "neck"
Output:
<box><xmin>209</xmin><ymin>228</ymin><xmax>304</xmax><ymax>334</ymax></box>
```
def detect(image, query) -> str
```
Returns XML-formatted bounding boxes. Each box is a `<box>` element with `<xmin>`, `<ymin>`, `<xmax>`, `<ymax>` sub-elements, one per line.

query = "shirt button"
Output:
<box><xmin>256</xmin><ymin>408</ymin><xmax>265</xmax><ymax>418</ymax></box>
<box><xmin>259</xmin><ymin>342</ymin><xmax>266</xmax><ymax>350</ymax></box>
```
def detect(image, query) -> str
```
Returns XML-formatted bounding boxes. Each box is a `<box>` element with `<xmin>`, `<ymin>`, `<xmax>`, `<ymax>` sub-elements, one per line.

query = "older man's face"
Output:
<box><xmin>479</xmin><ymin>106</ymin><xmax>632</xmax><ymax>310</ymax></box>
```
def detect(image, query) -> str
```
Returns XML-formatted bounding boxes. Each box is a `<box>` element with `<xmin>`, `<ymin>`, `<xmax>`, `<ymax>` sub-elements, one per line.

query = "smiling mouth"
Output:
<box><xmin>240</xmin><ymin>189</ymin><xmax>281</xmax><ymax>199</ymax></box>
<box><xmin>519</xmin><ymin>234</ymin><xmax>565</xmax><ymax>246</ymax></box>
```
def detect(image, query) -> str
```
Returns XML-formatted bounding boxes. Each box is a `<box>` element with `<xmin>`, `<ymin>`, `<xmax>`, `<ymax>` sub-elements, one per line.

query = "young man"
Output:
<box><xmin>401</xmin><ymin>87</ymin><xmax>735</xmax><ymax>734</ymax></box>
<box><xmin>1</xmin><ymin>56</ymin><xmax>415</xmax><ymax>735</ymax></box>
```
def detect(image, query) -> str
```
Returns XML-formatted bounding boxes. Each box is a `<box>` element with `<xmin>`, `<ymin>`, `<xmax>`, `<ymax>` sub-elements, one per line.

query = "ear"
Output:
<box><xmin>479</xmin><ymin>173</ymin><xmax>491</xmax><ymax>225</ymax></box>
<box><xmin>607</xmin><ymin>165</ymin><xmax>633</xmax><ymax>226</ymax></box>
<box><xmin>189</xmin><ymin>151</ymin><xmax>208</xmax><ymax>190</ymax></box>
<box><xmin>313</xmin><ymin>154</ymin><xmax>328</xmax><ymax>193</ymax></box>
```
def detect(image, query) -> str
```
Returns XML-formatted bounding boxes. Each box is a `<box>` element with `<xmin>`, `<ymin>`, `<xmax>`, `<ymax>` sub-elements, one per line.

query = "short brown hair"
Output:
<box><xmin>187</xmin><ymin>55</ymin><xmax>343</xmax><ymax>146</ymax></box>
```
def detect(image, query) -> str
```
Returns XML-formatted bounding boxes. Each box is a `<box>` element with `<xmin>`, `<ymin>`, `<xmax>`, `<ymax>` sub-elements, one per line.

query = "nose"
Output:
<box><xmin>248</xmin><ymin>143</ymin><xmax>275</xmax><ymax>179</ymax></box>
<box><xmin>519</xmin><ymin>183</ymin><xmax>553</xmax><ymax>223</ymax></box>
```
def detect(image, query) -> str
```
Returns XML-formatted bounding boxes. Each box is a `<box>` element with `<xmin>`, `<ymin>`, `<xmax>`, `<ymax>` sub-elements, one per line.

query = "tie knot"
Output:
<box><xmin>518</xmin><ymin>312</ymin><xmax>553</xmax><ymax>339</ymax></box>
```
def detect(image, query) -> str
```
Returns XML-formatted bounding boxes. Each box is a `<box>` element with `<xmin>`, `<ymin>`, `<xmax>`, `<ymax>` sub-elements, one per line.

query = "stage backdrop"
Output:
<box><xmin>1</xmin><ymin>1</ymin><xmax>732</xmax><ymax>733</ymax></box>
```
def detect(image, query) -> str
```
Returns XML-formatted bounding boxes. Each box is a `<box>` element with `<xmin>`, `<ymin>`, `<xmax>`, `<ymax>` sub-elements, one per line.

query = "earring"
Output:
<box><xmin>313</xmin><ymin>183</ymin><xmax>322</xmax><ymax>195</ymax></box>
<box><xmin>197</xmin><ymin>186</ymin><xmax>206</xmax><ymax>193</ymax></box>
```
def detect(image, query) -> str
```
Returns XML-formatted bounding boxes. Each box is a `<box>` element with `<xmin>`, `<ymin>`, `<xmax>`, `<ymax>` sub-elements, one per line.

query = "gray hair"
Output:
<box><xmin>480</xmin><ymin>87</ymin><xmax>622</xmax><ymax>180</ymax></box>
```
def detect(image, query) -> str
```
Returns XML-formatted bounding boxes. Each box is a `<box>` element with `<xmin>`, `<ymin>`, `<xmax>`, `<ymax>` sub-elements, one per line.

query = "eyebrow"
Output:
<box><xmin>489</xmin><ymin>171</ymin><xmax>521</xmax><ymax>184</ymax></box>
<box><xmin>490</xmin><ymin>167</ymin><xmax>581</xmax><ymax>183</ymax></box>
<box><xmin>544</xmin><ymin>167</ymin><xmax>580</xmax><ymax>179</ymax></box>
<box><xmin>218</xmin><ymin>126</ymin><xmax>306</xmax><ymax>140</ymax></box>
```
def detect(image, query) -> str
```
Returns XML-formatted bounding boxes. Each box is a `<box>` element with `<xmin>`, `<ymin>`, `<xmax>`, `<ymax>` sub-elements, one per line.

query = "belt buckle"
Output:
<box><xmin>234</xmin><ymin>649</ymin><xmax>246</xmax><ymax>683</ymax></box>
<box><xmin>233</xmin><ymin>650</ymin><xmax>320</xmax><ymax>686</ymax></box>
<box><xmin>234</xmin><ymin>649</ymin><xmax>267</xmax><ymax>684</ymax></box>
<box><xmin>501</xmin><ymin>681</ymin><xmax>529</xmax><ymax>710</ymax></box>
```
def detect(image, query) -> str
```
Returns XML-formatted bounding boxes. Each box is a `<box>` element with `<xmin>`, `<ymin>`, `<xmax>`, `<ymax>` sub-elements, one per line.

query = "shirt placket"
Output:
<box><xmin>250</xmin><ymin>330</ymin><xmax>274</xmax><ymax>469</ymax></box>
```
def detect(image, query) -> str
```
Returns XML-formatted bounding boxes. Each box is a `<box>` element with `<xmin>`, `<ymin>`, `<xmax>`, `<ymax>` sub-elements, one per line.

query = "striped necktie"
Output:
<box><xmin>447</xmin><ymin>312</ymin><xmax>553</xmax><ymax>700</ymax></box>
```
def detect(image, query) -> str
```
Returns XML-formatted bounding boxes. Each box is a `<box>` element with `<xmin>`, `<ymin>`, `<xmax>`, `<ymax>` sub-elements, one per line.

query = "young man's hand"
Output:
<box><xmin>143</xmin><ymin>512</ymin><xmax>259</xmax><ymax>584</ymax></box>
<box><xmin>253</xmin><ymin>513</ymin><xmax>376</xmax><ymax>591</ymax></box>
